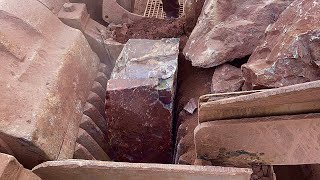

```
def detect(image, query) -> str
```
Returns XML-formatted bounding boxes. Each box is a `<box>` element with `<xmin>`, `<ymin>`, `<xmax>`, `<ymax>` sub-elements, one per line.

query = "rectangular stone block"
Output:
<box><xmin>199</xmin><ymin>80</ymin><xmax>320</xmax><ymax>123</ymax></box>
<box><xmin>106</xmin><ymin>39</ymin><xmax>179</xmax><ymax>163</ymax></box>
<box><xmin>32</xmin><ymin>160</ymin><xmax>252</xmax><ymax>180</ymax></box>
<box><xmin>195</xmin><ymin>113</ymin><xmax>320</xmax><ymax>167</ymax></box>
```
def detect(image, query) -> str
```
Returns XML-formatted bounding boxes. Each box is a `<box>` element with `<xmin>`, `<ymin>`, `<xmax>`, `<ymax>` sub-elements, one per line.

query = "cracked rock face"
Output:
<box><xmin>242</xmin><ymin>0</ymin><xmax>320</xmax><ymax>89</ymax></box>
<box><xmin>106</xmin><ymin>39</ymin><xmax>179</xmax><ymax>163</ymax></box>
<box><xmin>183</xmin><ymin>0</ymin><xmax>294</xmax><ymax>68</ymax></box>
<box><xmin>211</xmin><ymin>64</ymin><xmax>244</xmax><ymax>93</ymax></box>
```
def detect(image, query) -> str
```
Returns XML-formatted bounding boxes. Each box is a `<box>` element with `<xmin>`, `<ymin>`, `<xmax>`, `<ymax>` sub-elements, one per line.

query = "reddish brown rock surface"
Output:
<box><xmin>184</xmin><ymin>0</ymin><xmax>206</xmax><ymax>32</ymax></box>
<box><xmin>0</xmin><ymin>0</ymin><xmax>100</xmax><ymax>168</ymax></box>
<box><xmin>106</xmin><ymin>39</ymin><xmax>179</xmax><ymax>163</ymax></box>
<box><xmin>195</xmin><ymin>113</ymin><xmax>320</xmax><ymax>167</ymax></box>
<box><xmin>242</xmin><ymin>0</ymin><xmax>320</xmax><ymax>89</ymax></box>
<box><xmin>183</xmin><ymin>0</ymin><xmax>293</xmax><ymax>68</ymax></box>
<box><xmin>211</xmin><ymin>64</ymin><xmax>244</xmax><ymax>93</ymax></box>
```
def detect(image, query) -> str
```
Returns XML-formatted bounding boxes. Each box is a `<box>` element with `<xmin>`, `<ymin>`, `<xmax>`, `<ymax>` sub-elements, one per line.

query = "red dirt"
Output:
<box><xmin>113</xmin><ymin>18</ymin><xmax>186</xmax><ymax>44</ymax></box>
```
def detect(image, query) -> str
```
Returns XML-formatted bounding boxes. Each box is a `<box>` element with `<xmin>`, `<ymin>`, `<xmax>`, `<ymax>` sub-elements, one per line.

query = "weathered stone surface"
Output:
<box><xmin>199</xmin><ymin>80</ymin><xmax>320</xmax><ymax>123</ymax></box>
<box><xmin>0</xmin><ymin>153</ymin><xmax>41</xmax><ymax>180</ymax></box>
<box><xmin>183</xmin><ymin>0</ymin><xmax>293</xmax><ymax>68</ymax></box>
<box><xmin>0</xmin><ymin>0</ymin><xmax>100</xmax><ymax>168</ymax></box>
<box><xmin>32</xmin><ymin>160</ymin><xmax>252</xmax><ymax>180</ymax></box>
<box><xmin>242</xmin><ymin>0</ymin><xmax>320</xmax><ymax>89</ymax></box>
<box><xmin>195</xmin><ymin>113</ymin><xmax>320</xmax><ymax>167</ymax></box>
<box><xmin>184</xmin><ymin>0</ymin><xmax>205</xmax><ymax>32</ymax></box>
<box><xmin>211</xmin><ymin>64</ymin><xmax>244</xmax><ymax>93</ymax></box>
<box><xmin>106</xmin><ymin>38</ymin><xmax>179</xmax><ymax>163</ymax></box>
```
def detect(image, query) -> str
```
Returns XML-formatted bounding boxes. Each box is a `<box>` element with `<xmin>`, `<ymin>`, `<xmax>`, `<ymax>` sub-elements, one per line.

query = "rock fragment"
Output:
<box><xmin>211</xmin><ymin>64</ymin><xmax>244</xmax><ymax>93</ymax></box>
<box><xmin>184</xmin><ymin>98</ymin><xmax>197</xmax><ymax>114</ymax></box>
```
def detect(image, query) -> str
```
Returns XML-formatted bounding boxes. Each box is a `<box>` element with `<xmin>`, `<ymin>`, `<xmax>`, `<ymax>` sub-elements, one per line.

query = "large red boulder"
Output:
<box><xmin>183</xmin><ymin>0</ymin><xmax>293</xmax><ymax>68</ymax></box>
<box><xmin>242</xmin><ymin>0</ymin><xmax>320</xmax><ymax>89</ymax></box>
<box><xmin>106</xmin><ymin>39</ymin><xmax>179</xmax><ymax>163</ymax></box>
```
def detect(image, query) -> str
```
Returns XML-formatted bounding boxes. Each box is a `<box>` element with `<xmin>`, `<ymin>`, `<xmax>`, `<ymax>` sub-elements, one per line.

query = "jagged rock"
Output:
<box><xmin>106</xmin><ymin>38</ymin><xmax>179</xmax><ymax>163</ymax></box>
<box><xmin>211</xmin><ymin>64</ymin><xmax>244</xmax><ymax>93</ymax></box>
<box><xmin>183</xmin><ymin>0</ymin><xmax>293</xmax><ymax>68</ymax></box>
<box><xmin>183</xmin><ymin>98</ymin><xmax>197</xmax><ymax>114</ymax></box>
<box><xmin>242</xmin><ymin>0</ymin><xmax>320</xmax><ymax>89</ymax></box>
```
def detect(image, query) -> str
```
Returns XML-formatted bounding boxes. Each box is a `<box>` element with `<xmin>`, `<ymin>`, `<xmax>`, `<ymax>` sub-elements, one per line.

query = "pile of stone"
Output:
<box><xmin>184</xmin><ymin>0</ymin><xmax>320</xmax><ymax>90</ymax></box>
<box><xmin>2</xmin><ymin>0</ymin><xmax>320</xmax><ymax>179</ymax></box>
<box><xmin>176</xmin><ymin>0</ymin><xmax>320</xmax><ymax>164</ymax></box>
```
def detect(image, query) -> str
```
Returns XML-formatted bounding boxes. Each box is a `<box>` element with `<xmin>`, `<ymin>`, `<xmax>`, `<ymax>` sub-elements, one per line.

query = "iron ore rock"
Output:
<box><xmin>106</xmin><ymin>38</ymin><xmax>179</xmax><ymax>163</ymax></box>
<box><xmin>211</xmin><ymin>64</ymin><xmax>244</xmax><ymax>93</ymax></box>
<box><xmin>183</xmin><ymin>0</ymin><xmax>294</xmax><ymax>68</ymax></box>
<box><xmin>242</xmin><ymin>0</ymin><xmax>320</xmax><ymax>89</ymax></box>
